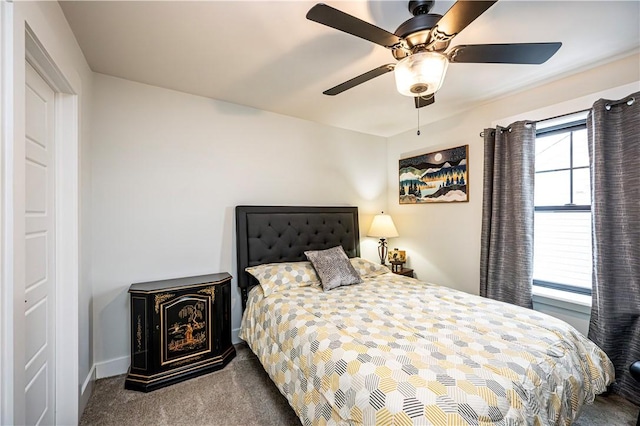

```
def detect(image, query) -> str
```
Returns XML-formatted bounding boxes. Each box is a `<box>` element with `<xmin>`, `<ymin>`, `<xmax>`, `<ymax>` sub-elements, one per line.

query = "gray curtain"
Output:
<box><xmin>587</xmin><ymin>92</ymin><xmax>640</xmax><ymax>406</ymax></box>
<box><xmin>480</xmin><ymin>121</ymin><xmax>535</xmax><ymax>308</ymax></box>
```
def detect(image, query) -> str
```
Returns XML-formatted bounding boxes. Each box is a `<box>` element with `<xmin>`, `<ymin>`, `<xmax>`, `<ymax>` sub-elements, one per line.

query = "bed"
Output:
<box><xmin>236</xmin><ymin>206</ymin><xmax>614</xmax><ymax>425</ymax></box>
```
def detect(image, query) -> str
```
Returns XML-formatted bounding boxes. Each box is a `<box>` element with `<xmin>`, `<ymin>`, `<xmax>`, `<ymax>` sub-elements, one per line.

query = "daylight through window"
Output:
<box><xmin>533</xmin><ymin>112</ymin><xmax>592</xmax><ymax>295</ymax></box>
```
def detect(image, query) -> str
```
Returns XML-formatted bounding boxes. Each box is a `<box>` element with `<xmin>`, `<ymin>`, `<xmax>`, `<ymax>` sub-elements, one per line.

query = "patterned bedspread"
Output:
<box><xmin>239</xmin><ymin>273</ymin><xmax>614</xmax><ymax>425</ymax></box>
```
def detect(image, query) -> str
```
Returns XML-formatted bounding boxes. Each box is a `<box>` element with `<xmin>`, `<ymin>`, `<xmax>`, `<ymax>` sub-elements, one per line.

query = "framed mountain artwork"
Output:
<box><xmin>399</xmin><ymin>145</ymin><xmax>469</xmax><ymax>204</ymax></box>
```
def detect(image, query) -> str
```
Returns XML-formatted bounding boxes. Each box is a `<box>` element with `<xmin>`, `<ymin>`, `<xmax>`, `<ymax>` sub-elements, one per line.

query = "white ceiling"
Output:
<box><xmin>59</xmin><ymin>1</ymin><xmax>640</xmax><ymax>137</ymax></box>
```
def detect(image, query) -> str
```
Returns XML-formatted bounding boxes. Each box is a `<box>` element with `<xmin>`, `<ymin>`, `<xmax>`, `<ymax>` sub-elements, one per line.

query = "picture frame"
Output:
<box><xmin>388</xmin><ymin>249</ymin><xmax>406</xmax><ymax>263</ymax></box>
<box><xmin>399</xmin><ymin>144</ymin><xmax>469</xmax><ymax>204</ymax></box>
<box><xmin>388</xmin><ymin>249</ymin><xmax>406</xmax><ymax>273</ymax></box>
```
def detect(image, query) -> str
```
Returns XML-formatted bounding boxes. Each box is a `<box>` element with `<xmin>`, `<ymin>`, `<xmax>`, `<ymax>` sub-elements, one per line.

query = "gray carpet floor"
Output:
<box><xmin>80</xmin><ymin>344</ymin><xmax>639</xmax><ymax>426</ymax></box>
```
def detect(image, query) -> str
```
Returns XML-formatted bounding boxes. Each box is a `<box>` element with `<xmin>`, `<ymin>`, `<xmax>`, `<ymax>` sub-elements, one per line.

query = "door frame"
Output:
<box><xmin>0</xmin><ymin>2</ymin><xmax>12</xmax><ymax>422</ymax></box>
<box><xmin>1</xmin><ymin>10</ymin><xmax>80</xmax><ymax>424</ymax></box>
<box><xmin>26</xmin><ymin>26</ymin><xmax>80</xmax><ymax>426</ymax></box>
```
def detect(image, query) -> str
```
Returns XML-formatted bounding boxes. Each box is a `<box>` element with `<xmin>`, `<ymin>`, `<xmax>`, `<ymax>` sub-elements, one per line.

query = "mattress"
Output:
<box><xmin>239</xmin><ymin>273</ymin><xmax>614</xmax><ymax>425</ymax></box>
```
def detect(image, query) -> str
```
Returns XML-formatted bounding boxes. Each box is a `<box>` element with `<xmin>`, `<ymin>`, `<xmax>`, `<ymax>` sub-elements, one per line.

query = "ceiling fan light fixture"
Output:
<box><xmin>394</xmin><ymin>51</ymin><xmax>448</xmax><ymax>97</ymax></box>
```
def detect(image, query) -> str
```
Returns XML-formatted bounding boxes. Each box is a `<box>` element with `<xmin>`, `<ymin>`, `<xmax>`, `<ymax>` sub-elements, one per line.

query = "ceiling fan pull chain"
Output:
<box><xmin>417</xmin><ymin>107</ymin><xmax>421</xmax><ymax>136</ymax></box>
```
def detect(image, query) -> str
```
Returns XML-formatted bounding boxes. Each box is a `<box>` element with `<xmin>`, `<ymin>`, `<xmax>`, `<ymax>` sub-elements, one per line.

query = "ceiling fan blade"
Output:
<box><xmin>429</xmin><ymin>1</ymin><xmax>497</xmax><ymax>44</ymax></box>
<box><xmin>415</xmin><ymin>94</ymin><xmax>435</xmax><ymax>109</ymax></box>
<box><xmin>448</xmin><ymin>43</ymin><xmax>562</xmax><ymax>64</ymax></box>
<box><xmin>307</xmin><ymin>4</ymin><xmax>401</xmax><ymax>48</ymax></box>
<box><xmin>324</xmin><ymin>64</ymin><xmax>395</xmax><ymax>96</ymax></box>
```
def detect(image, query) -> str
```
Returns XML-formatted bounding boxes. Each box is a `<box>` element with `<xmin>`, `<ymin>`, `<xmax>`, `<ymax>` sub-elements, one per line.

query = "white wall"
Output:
<box><xmin>90</xmin><ymin>73</ymin><xmax>387</xmax><ymax>375</ymax></box>
<box><xmin>387</xmin><ymin>53</ymin><xmax>640</xmax><ymax>307</ymax></box>
<box><xmin>2</xmin><ymin>1</ymin><xmax>93</xmax><ymax>423</ymax></box>
<box><xmin>90</xmin><ymin>54</ymin><xmax>640</xmax><ymax>378</ymax></box>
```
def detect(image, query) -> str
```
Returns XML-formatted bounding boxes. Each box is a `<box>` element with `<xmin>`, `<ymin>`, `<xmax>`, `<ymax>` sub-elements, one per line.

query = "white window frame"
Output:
<box><xmin>533</xmin><ymin>116</ymin><xmax>591</xmax><ymax>295</ymax></box>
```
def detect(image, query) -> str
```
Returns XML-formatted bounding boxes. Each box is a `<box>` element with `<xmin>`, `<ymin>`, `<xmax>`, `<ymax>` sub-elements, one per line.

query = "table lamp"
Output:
<box><xmin>367</xmin><ymin>213</ymin><xmax>399</xmax><ymax>265</ymax></box>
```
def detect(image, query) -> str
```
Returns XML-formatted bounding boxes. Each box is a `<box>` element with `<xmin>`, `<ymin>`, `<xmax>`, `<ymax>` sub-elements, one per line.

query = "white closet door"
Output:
<box><xmin>24</xmin><ymin>61</ymin><xmax>56</xmax><ymax>426</ymax></box>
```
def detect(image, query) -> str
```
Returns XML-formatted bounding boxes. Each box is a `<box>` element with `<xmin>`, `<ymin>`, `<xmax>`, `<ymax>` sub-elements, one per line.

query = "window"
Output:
<box><xmin>533</xmin><ymin>112</ymin><xmax>592</xmax><ymax>295</ymax></box>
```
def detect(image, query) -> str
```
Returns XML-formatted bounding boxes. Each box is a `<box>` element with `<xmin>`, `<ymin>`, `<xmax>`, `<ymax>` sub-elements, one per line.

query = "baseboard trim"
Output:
<box><xmin>232</xmin><ymin>327</ymin><xmax>242</xmax><ymax>345</ymax></box>
<box><xmin>95</xmin><ymin>355</ymin><xmax>130</xmax><ymax>379</ymax></box>
<box><xmin>79</xmin><ymin>365</ymin><xmax>96</xmax><ymax>416</ymax></box>
<box><xmin>81</xmin><ymin>365</ymin><xmax>95</xmax><ymax>395</ymax></box>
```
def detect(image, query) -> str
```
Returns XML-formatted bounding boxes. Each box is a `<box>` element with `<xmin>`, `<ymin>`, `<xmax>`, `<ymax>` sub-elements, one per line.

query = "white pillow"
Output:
<box><xmin>245</xmin><ymin>261</ymin><xmax>320</xmax><ymax>297</ymax></box>
<box><xmin>350</xmin><ymin>257</ymin><xmax>392</xmax><ymax>278</ymax></box>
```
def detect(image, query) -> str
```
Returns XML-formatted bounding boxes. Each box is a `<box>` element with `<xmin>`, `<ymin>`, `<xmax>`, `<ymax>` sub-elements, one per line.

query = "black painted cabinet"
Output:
<box><xmin>125</xmin><ymin>273</ymin><xmax>235</xmax><ymax>392</ymax></box>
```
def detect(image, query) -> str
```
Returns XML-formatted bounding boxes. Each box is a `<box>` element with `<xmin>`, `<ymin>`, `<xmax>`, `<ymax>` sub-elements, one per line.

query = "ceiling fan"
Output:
<box><xmin>306</xmin><ymin>0</ymin><xmax>562</xmax><ymax>109</ymax></box>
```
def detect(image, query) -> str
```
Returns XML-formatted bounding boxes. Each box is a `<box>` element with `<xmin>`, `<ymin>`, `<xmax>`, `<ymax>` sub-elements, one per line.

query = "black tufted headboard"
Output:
<box><xmin>235</xmin><ymin>205</ymin><xmax>360</xmax><ymax>308</ymax></box>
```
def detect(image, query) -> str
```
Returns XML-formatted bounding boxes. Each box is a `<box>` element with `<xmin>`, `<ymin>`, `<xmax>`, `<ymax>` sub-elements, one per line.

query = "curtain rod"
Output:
<box><xmin>478</xmin><ymin>95</ymin><xmax>636</xmax><ymax>137</ymax></box>
<box><xmin>605</xmin><ymin>96</ymin><xmax>635</xmax><ymax>110</ymax></box>
<box><xmin>479</xmin><ymin>121</ymin><xmax>533</xmax><ymax>138</ymax></box>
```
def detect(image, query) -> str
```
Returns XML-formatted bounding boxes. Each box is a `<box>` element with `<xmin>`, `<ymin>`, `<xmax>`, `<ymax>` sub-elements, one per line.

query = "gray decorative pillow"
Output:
<box><xmin>304</xmin><ymin>246</ymin><xmax>362</xmax><ymax>291</ymax></box>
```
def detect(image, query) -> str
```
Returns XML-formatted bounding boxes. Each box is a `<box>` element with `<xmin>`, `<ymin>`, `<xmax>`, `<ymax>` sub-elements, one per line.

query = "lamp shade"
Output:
<box><xmin>394</xmin><ymin>51</ymin><xmax>448</xmax><ymax>97</ymax></box>
<box><xmin>367</xmin><ymin>214</ymin><xmax>399</xmax><ymax>238</ymax></box>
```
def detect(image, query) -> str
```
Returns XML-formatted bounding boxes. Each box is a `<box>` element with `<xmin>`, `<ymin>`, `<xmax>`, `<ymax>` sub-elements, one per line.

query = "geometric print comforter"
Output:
<box><xmin>239</xmin><ymin>273</ymin><xmax>614</xmax><ymax>425</ymax></box>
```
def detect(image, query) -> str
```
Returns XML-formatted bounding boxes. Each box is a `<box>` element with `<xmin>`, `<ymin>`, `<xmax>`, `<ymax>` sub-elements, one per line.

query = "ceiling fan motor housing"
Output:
<box><xmin>395</xmin><ymin>14</ymin><xmax>442</xmax><ymax>41</ymax></box>
<box><xmin>394</xmin><ymin>13</ymin><xmax>446</xmax><ymax>59</ymax></box>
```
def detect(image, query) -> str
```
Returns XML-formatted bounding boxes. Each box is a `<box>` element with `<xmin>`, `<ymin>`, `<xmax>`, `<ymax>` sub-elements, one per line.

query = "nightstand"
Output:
<box><xmin>392</xmin><ymin>267</ymin><xmax>414</xmax><ymax>278</ymax></box>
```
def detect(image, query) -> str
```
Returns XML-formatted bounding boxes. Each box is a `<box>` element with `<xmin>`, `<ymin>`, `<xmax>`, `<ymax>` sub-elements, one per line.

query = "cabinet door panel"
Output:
<box><xmin>161</xmin><ymin>295</ymin><xmax>211</xmax><ymax>366</ymax></box>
